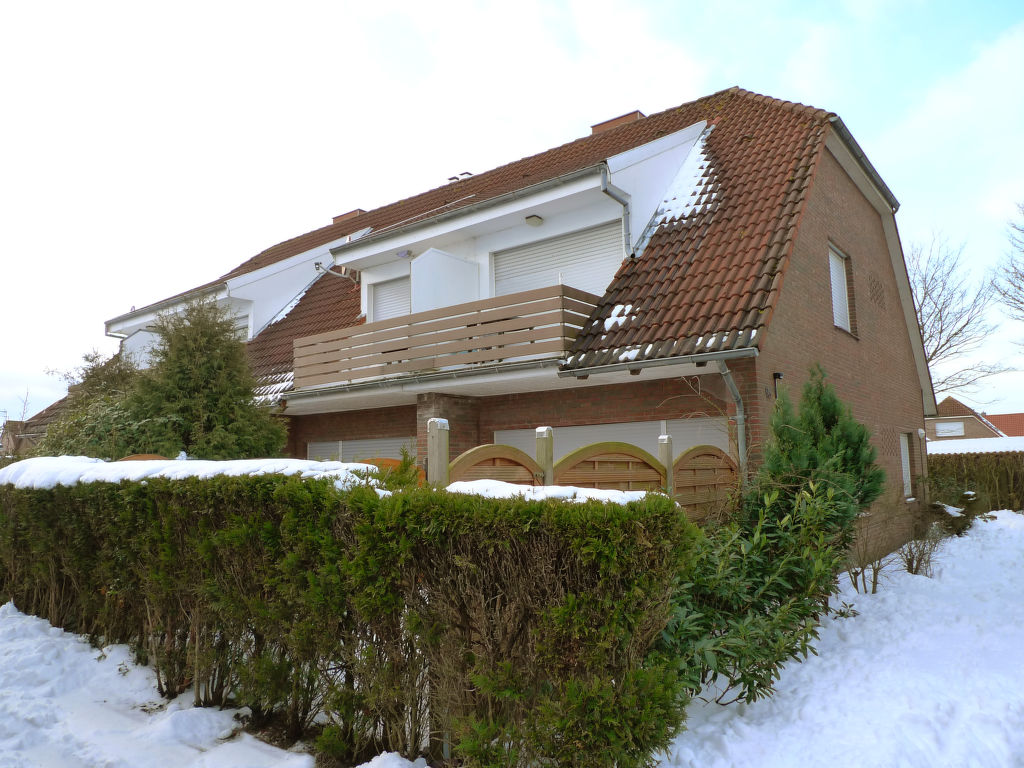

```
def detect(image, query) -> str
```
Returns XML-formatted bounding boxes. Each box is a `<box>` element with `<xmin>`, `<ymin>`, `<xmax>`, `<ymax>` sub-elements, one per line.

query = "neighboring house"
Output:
<box><xmin>104</xmin><ymin>87</ymin><xmax>935</xmax><ymax>524</ymax></box>
<box><xmin>925</xmin><ymin>396</ymin><xmax>1004</xmax><ymax>441</ymax></box>
<box><xmin>0</xmin><ymin>397</ymin><xmax>68</xmax><ymax>455</ymax></box>
<box><xmin>986</xmin><ymin>412</ymin><xmax>1024</xmax><ymax>437</ymax></box>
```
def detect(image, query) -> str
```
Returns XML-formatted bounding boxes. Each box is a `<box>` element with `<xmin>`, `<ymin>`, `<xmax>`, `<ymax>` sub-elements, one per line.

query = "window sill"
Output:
<box><xmin>832</xmin><ymin>324</ymin><xmax>858</xmax><ymax>340</ymax></box>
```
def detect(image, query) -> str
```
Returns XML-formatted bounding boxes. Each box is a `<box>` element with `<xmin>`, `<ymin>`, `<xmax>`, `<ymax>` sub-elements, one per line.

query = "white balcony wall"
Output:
<box><xmin>410</xmin><ymin>248</ymin><xmax>479</xmax><ymax>313</ymax></box>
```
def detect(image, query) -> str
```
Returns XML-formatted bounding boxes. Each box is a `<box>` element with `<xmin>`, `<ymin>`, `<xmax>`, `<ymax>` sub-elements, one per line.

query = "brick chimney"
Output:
<box><xmin>332</xmin><ymin>208</ymin><xmax>366</xmax><ymax>225</ymax></box>
<box><xmin>591</xmin><ymin>110</ymin><xmax>646</xmax><ymax>135</ymax></box>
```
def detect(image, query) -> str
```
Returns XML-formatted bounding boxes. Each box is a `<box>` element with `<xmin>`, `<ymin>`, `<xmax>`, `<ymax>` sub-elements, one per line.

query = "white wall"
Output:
<box><xmin>410</xmin><ymin>248</ymin><xmax>479</xmax><ymax>313</ymax></box>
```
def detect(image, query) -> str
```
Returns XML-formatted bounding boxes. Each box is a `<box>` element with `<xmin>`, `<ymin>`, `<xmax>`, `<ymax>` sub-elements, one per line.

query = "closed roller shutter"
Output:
<box><xmin>342</xmin><ymin>437</ymin><xmax>416</xmax><ymax>462</ymax></box>
<box><xmin>307</xmin><ymin>437</ymin><xmax>416</xmax><ymax>462</ymax></box>
<box><xmin>493</xmin><ymin>221</ymin><xmax>623</xmax><ymax>297</ymax></box>
<box><xmin>372</xmin><ymin>277</ymin><xmax>411</xmax><ymax>322</ymax></box>
<box><xmin>829</xmin><ymin>249</ymin><xmax>851</xmax><ymax>331</ymax></box>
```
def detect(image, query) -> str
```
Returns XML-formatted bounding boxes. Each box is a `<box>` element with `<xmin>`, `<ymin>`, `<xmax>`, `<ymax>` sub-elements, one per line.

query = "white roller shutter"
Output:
<box><xmin>493</xmin><ymin>221</ymin><xmax>623</xmax><ymax>297</ymax></box>
<box><xmin>371</xmin><ymin>277</ymin><xmax>411</xmax><ymax>322</ymax></box>
<box><xmin>899</xmin><ymin>433</ymin><xmax>912</xmax><ymax>497</ymax></box>
<box><xmin>829</xmin><ymin>249</ymin><xmax>851</xmax><ymax>331</ymax></box>
<box><xmin>307</xmin><ymin>441</ymin><xmax>344</xmax><ymax>461</ymax></box>
<box><xmin>307</xmin><ymin>437</ymin><xmax>416</xmax><ymax>462</ymax></box>
<box><xmin>342</xmin><ymin>437</ymin><xmax>416</xmax><ymax>462</ymax></box>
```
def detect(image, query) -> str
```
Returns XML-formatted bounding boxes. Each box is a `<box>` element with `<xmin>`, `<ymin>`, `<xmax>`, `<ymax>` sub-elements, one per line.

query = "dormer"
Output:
<box><xmin>319</xmin><ymin>119</ymin><xmax>710</xmax><ymax>323</ymax></box>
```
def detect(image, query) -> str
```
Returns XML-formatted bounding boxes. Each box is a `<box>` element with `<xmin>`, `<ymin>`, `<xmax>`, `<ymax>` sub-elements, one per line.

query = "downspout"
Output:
<box><xmin>716</xmin><ymin>360</ymin><xmax>747</xmax><ymax>484</ymax></box>
<box><xmin>600</xmin><ymin>165</ymin><xmax>633</xmax><ymax>257</ymax></box>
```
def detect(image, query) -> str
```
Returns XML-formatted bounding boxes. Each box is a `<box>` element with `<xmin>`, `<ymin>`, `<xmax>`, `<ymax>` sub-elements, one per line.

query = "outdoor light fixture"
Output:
<box><xmin>773</xmin><ymin>371</ymin><xmax>784</xmax><ymax>398</ymax></box>
<box><xmin>525</xmin><ymin>214</ymin><xmax>544</xmax><ymax>227</ymax></box>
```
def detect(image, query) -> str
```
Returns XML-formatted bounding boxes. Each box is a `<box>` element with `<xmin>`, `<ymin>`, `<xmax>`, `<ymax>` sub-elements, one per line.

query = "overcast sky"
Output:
<box><xmin>2</xmin><ymin>0</ymin><xmax>1023</xmax><ymax>426</ymax></box>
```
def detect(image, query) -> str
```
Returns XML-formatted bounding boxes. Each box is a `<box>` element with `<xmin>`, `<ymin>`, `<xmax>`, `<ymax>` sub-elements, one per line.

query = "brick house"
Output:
<box><xmin>105</xmin><ymin>87</ymin><xmax>935</xmax><ymax>520</ymax></box>
<box><xmin>926</xmin><ymin>396</ymin><xmax>1004</xmax><ymax>440</ymax></box>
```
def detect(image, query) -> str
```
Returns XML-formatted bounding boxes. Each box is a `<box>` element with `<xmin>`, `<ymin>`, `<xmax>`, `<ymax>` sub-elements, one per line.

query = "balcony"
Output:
<box><xmin>293</xmin><ymin>284</ymin><xmax>601</xmax><ymax>389</ymax></box>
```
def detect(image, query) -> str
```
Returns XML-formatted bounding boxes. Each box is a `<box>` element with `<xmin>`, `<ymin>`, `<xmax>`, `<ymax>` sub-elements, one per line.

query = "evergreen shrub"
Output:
<box><xmin>662</xmin><ymin>366</ymin><xmax>884</xmax><ymax>704</ymax></box>
<box><xmin>0</xmin><ymin>474</ymin><xmax>696</xmax><ymax>767</ymax></box>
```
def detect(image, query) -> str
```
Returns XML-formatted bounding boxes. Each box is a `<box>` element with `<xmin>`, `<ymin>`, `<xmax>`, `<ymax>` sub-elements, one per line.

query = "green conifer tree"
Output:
<box><xmin>749</xmin><ymin>364</ymin><xmax>884</xmax><ymax>534</ymax></box>
<box><xmin>130</xmin><ymin>299</ymin><xmax>287</xmax><ymax>459</ymax></box>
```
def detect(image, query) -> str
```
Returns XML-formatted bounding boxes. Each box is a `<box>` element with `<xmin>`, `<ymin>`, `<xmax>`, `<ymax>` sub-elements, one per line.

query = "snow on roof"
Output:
<box><xmin>927</xmin><ymin>436</ymin><xmax>1024</xmax><ymax>456</ymax></box>
<box><xmin>0</xmin><ymin>455</ymin><xmax>376</xmax><ymax>491</ymax></box>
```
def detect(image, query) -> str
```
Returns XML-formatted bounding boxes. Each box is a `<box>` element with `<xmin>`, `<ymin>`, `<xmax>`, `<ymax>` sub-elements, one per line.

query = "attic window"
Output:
<box><xmin>934</xmin><ymin>421</ymin><xmax>965</xmax><ymax>437</ymax></box>
<box><xmin>829</xmin><ymin>247</ymin><xmax>855</xmax><ymax>334</ymax></box>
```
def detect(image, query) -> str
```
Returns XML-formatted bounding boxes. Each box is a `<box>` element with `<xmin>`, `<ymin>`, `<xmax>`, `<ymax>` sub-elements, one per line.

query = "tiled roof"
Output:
<box><xmin>987</xmin><ymin>412</ymin><xmax>1024</xmax><ymax>437</ymax></box>
<box><xmin>566</xmin><ymin>89</ymin><xmax>831</xmax><ymax>368</ymax></box>
<box><xmin>935</xmin><ymin>396</ymin><xmax>977</xmax><ymax>417</ymax></box>
<box><xmin>247</xmin><ymin>273</ymin><xmax>362</xmax><ymax>391</ymax></box>
<box><xmin>933</xmin><ymin>396</ymin><xmax>1004</xmax><ymax>436</ymax></box>
<box><xmin>230</xmin><ymin>87</ymin><xmax>836</xmax><ymax>389</ymax></box>
<box><xmin>23</xmin><ymin>396</ymin><xmax>69</xmax><ymax>435</ymax></box>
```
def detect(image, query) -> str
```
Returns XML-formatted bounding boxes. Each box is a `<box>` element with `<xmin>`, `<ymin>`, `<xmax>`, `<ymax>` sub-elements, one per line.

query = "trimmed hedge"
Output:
<box><xmin>928</xmin><ymin>451</ymin><xmax>1024</xmax><ymax>511</ymax></box>
<box><xmin>0</xmin><ymin>476</ymin><xmax>696</xmax><ymax>767</ymax></box>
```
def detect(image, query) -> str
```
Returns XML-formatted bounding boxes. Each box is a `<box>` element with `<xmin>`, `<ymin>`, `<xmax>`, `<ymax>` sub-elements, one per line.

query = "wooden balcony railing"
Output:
<box><xmin>293</xmin><ymin>284</ymin><xmax>600</xmax><ymax>389</ymax></box>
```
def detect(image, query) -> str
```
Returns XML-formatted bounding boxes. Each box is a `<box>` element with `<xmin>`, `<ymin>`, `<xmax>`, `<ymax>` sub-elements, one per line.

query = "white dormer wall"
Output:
<box><xmin>605</xmin><ymin>120</ymin><xmax>707</xmax><ymax>254</ymax></box>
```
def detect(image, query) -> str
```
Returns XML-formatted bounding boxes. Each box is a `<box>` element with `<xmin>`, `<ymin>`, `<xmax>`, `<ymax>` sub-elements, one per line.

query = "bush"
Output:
<box><xmin>0</xmin><ymin>471</ymin><xmax>695</xmax><ymax>767</ymax></box>
<box><xmin>662</xmin><ymin>366</ymin><xmax>883</xmax><ymax>703</ymax></box>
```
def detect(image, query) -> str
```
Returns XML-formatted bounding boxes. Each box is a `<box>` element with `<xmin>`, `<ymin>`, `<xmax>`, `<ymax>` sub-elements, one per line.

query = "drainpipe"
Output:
<box><xmin>600</xmin><ymin>165</ymin><xmax>633</xmax><ymax>257</ymax></box>
<box><xmin>716</xmin><ymin>360</ymin><xmax>747</xmax><ymax>484</ymax></box>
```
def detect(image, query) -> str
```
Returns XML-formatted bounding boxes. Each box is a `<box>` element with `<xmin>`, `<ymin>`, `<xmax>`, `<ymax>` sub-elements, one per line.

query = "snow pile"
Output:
<box><xmin>446</xmin><ymin>478</ymin><xmax>648</xmax><ymax>504</ymax></box>
<box><xmin>0</xmin><ymin>455</ymin><xmax>376</xmax><ymax>491</ymax></box>
<box><xmin>927</xmin><ymin>435</ymin><xmax>1024</xmax><ymax>455</ymax></box>
<box><xmin>0</xmin><ymin>602</ymin><xmax>312</xmax><ymax>768</ymax></box>
<box><xmin>663</xmin><ymin>510</ymin><xmax>1024</xmax><ymax>768</ymax></box>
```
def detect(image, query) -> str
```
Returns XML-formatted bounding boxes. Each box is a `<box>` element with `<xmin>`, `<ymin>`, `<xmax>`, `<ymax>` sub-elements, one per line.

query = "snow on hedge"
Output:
<box><xmin>446</xmin><ymin>478</ymin><xmax>649</xmax><ymax>504</ymax></box>
<box><xmin>0</xmin><ymin>455</ymin><xmax>376</xmax><ymax>491</ymax></box>
<box><xmin>927</xmin><ymin>435</ymin><xmax>1024</xmax><ymax>455</ymax></box>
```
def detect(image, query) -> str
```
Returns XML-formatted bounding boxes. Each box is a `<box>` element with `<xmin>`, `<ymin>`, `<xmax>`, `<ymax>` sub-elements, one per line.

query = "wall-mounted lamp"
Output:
<box><xmin>917</xmin><ymin>428</ymin><xmax>926</xmax><ymax>440</ymax></box>
<box><xmin>525</xmin><ymin>214</ymin><xmax>544</xmax><ymax>227</ymax></box>
<box><xmin>395</xmin><ymin>249</ymin><xmax>414</xmax><ymax>259</ymax></box>
<box><xmin>772</xmin><ymin>371</ymin><xmax>784</xmax><ymax>398</ymax></box>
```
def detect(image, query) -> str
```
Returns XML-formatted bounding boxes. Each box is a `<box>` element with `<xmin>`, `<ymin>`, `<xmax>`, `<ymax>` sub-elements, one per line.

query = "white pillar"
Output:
<box><xmin>427</xmin><ymin>418</ymin><xmax>450</xmax><ymax>486</ymax></box>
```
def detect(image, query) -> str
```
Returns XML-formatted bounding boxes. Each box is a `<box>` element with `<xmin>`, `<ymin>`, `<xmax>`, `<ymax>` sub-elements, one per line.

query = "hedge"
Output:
<box><xmin>0</xmin><ymin>476</ymin><xmax>697</xmax><ymax>767</ymax></box>
<box><xmin>928</xmin><ymin>451</ymin><xmax>1024</xmax><ymax>511</ymax></box>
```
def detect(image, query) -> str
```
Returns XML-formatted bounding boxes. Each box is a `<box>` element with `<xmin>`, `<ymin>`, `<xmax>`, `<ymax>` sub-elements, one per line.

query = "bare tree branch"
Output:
<box><xmin>907</xmin><ymin>235</ymin><xmax>1007</xmax><ymax>395</ymax></box>
<box><xmin>995</xmin><ymin>202</ymin><xmax>1024</xmax><ymax>323</ymax></box>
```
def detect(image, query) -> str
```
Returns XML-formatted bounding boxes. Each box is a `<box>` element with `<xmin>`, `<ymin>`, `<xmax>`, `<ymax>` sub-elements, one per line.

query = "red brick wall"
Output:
<box><xmin>757</xmin><ymin>143</ymin><xmax>929</xmax><ymax>549</ymax></box>
<box><xmin>285</xmin><ymin>405</ymin><xmax>416</xmax><ymax>458</ymax></box>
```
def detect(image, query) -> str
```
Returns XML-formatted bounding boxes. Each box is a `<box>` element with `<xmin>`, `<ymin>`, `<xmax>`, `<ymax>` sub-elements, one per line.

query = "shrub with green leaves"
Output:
<box><xmin>662</xmin><ymin>366</ymin><xmax>883</xmax><ymax>704</ymax></box>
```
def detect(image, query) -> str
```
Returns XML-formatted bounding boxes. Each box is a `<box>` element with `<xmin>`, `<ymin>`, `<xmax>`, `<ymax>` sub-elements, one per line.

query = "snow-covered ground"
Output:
<box><xmin>665</xmin><ymin>510</ymin><xmax>1024</xmax><ymax>768</ymax></box>
<box><xmin>1</xmin><ymin>459</ymin><xmax>1022</xmax><ymax>766</ymax></box>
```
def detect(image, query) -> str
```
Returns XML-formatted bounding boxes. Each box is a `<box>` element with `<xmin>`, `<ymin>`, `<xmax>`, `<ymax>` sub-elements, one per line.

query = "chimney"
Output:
<box><xmin>332</xmin><ymin>208</ymin><xmax>366</xmax><ymax>225</ymax></box>
<box><xmin>591</xmin><ymin>110</ymin><xmax>646</xmax><ymax>135</ymax></box>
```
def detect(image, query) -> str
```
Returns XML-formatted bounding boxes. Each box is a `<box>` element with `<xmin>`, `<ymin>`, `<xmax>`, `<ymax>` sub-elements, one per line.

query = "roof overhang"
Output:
<box><xmin>327</xmin><ymin>166</ymin><xmax>609</xmax><ymax>269</ymax></box>
<box><xmin>280</xmin><ymin>349</ymin><xmax>749</xmax><ymax>416</ymax></box>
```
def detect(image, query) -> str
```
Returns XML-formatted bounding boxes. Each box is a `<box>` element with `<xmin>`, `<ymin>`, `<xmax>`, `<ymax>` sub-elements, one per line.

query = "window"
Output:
<box><xmin>934</xmin><ymin>421</ymin><xmax>965</xmax><ymax>438</ymax></box>
<box><xmin>493</xmin><ymin>221</ymin><xmax>622</xmax><ymax>297</ymax></box>
<box><xmin>899</xmin><ymin>432</ymin><xmax>913</xmax><ymax>498</ymax></box>
<box><xmin>829</xmin><ymin>247</ymin><xmax>854</xmax><ymax>333</ymax></box>
<box><xmin>370</xmin><ymin>277</ymin><xmax>411</xmax><ymax>322</ymax></box>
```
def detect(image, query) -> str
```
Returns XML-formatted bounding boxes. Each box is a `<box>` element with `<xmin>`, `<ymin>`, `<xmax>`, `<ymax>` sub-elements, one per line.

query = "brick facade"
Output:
<box><xmin>756</xmin><ymin>145</ymin><xmax>928</xmax><ymax>553</ymax></box>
